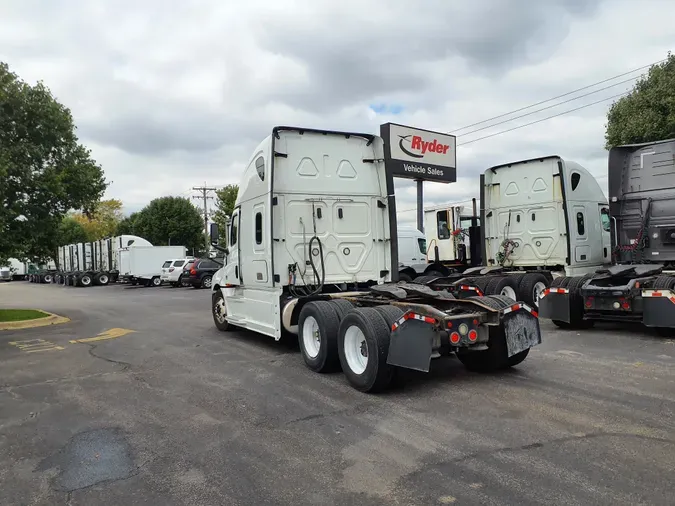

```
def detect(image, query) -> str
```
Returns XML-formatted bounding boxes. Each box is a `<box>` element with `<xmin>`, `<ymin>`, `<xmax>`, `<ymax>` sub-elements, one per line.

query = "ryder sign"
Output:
<box><xmin>380</xmin><ymin>123</ymin><xmax>457</xmax><ymax>183</ymax></box>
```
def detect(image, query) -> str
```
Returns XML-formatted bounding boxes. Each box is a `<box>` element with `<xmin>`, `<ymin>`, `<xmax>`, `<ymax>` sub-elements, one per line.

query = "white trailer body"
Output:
<box><xmin>119</xmin><ymin>246</ymin><xmax>187</xmax><ymax>285</ymax></box>
<box><xmin>397</xmin><ymin>226</ymin><xmax>426</xmax><ymax>266</ymax></box>
<box><xmin>481</xmin><ymin>156</ymin><xmax>610</xmax><ymax>276</ymax></box>
<box><xmin>7</xmin><ymin>258</ymin><xmax>29</xmax><ymax>280</ymax></box>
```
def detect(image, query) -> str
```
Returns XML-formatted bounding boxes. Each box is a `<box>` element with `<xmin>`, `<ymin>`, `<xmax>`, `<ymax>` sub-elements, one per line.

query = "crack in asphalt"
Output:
<box><xmin>87</xmin><ymin>344</ymin><xmax>132</xmax><ymax>371</ymax></box>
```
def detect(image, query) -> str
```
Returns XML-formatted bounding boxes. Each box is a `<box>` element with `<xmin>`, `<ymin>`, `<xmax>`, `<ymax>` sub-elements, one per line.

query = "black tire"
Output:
<box><xmin>466</xmin><ymin>295</ymin><xmax>507</xmax><ymax>310</ymax></box>
<box><xmin>179</xmin><ymin>275</ymin><xmax>190</xmax><ymax>287</ymax></box>
<box><xmin>550</xmin><ymin>275</ymin><xmax>572</xmax><ymax>288</ymax></box>
<box><xmin>373</xmin><ymin>305</ymin><xmax>405</xmax><ymax>328</ymax></box>
<box><xmin>298</xmin><ymin>301</ymin><xmax>342</xmax><ymax>373</ymax></box>
<box><xmin>43</xmin><ymin>274</ymin><xmax>53</xmax><ymax>284</ymax></box>
<box><xmin>485</xmin><ymin>294</ymin><xmax>518</xmax><ymax>309</ymax></box>
<box><xmin>201</xmin><ymin>275</ymin><xmax>213</xmax><ymax>289</ymax></box>
<box><xmin>518</xmin><ymin>273</ymin><xmax>549</xmax><ymax>308</ymax></box>
<box><xmin>330</xmin><ymin>299</ymin><xmax>354</xmax><ymax>320</ymax></box>
<box><xmin>653</xmin><ymin>275</ymin><xmax>675</xmax><ymax>290</ymax></box>
<box><xmin>398</xmin><ymin>272</ymin><xmax>413</xmax><ymax>283</ymax></box>
<box><xmin>150</xmin><ymin>276</ymin><xmax>161</xmax><ymax>287</ymax></box>
<box><xmin>212</xmin><ymin>290</ymin><xmax>234</xmax><ymax>331</ymax></box>
<box><xmin>338</xmin><ymin>307</ymin><xmax>394</xmax><ymax>392</ymax></box>
<box><xmin>463</xmin><ymin>276</ymin><xmax>494</xmax><ymax>294</ymax></box>
<box><xmin>95</xmin><ymin>272</ymin><xmax>110</xmax><ymax>286</ymax></box>
<box><xmin>566</xmin><ymin>275</ymin><xmax>594</xmax><ymax>329</ymax></box>
<box><xmin>485</xmin><ymin>276</ymin><xmax>519</xmax><ymax>301</ymax></box>
<box><xmin>79</xmin><ymin>274</ymin><xmax>93</xmax><ymax>287</ymax></box>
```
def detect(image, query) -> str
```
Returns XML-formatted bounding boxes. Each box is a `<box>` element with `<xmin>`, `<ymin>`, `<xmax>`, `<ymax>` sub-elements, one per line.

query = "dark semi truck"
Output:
<box><xmin>540</xmin><ymin>139</ymin><xmax>675</xmax><ymax>331</ymax></box>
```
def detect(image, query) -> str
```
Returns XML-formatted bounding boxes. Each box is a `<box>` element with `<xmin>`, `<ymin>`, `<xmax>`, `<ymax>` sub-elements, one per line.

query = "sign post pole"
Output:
<box><xmin>416</xmin><ymin>179</ymin><xmax>424</xmax><ymax>233</ymax></box>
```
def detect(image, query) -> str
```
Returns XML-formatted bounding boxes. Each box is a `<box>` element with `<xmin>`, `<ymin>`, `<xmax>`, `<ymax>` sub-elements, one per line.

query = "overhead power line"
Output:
<box><xmin>457</xmin><ymin>91</ymin><xmax>629</xmax><ymax>147</ymax></box>
<box><xmin>458</xmin><ymin>75</ymin><xmax>640</xmax><ymax>137</ymax></box>
<box><xmin>449</xmin><ymin>58</ymin><xmax>665</xmax><ymax>134</ymax></box>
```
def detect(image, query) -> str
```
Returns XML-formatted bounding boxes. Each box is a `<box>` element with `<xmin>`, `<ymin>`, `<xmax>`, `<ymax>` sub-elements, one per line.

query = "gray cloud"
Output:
<box><xmin>0</xmin><ymin>0</ymin><xmax>671</xmax><ymax>215</ymax></box>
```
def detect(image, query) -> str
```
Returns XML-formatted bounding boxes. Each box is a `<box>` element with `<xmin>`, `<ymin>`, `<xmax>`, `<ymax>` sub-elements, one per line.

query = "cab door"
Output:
<box><xmin>224</xmin><ymin>208</ymin><xmax>241</xmax><ymax>286</ymax></box>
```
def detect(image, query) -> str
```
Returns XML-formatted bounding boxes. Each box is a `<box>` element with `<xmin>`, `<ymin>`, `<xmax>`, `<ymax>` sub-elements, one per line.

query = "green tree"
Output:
<box><xmin>605</xmin><ymin>53</ymin><xmax>675</xmax><ymax>148</ymax></box>
<box><xmin>0</xmin><ymin>62</ymin><xmax>107</xmax><ymax>264</ymax></box>
<box><xmin>57</xmin><ymin>217</ymin><xmax>89</xmax><ymax>245</ymax></box>
<box><xmin>133</xmin><ymin>197</ymin><xmax>204</xmax><ymax>251</ymax></box>
<box><xmin>213</xmin><ymin>184</ymin><xmax>238</xmax><ymax>241</ymax></box>
<box><xmin>116</xmin><ymin>212</ymin><xmax>139</xmax><ymax>236</ymax></box>
<box><xmin>71</xmin><ymin>199</ymin><xmax>124</xmax><ymax>241</ymax></box>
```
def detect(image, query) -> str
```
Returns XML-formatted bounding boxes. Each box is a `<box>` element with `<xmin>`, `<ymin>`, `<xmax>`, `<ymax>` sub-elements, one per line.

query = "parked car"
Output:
<box><xmin>160</xmin><ymin>258</ymin><xmax>193</xmax><ymax>287</ymax></box>
<box><xmin>182</xmin><ymin>258</ymin><xmax>221</xmax><ymax>289</ymax></box>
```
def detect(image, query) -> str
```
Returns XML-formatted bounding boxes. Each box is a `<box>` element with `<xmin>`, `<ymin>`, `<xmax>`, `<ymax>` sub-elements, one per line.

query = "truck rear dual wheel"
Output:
<box><xmin>550</xmin><ymin>275</ymin><xmax>594</xmax><ymax>329</ymax></box>
<box><xmin>78</xmin><ymin>274</ymin><xmax>93</xmax><ymax>287</ymax></box>
<box><xmin>458</xmin><ymin>295</ymin><xmax>529</xmax><ymax>372</ymax></box>
<box><xmin>517</xmin><ymin>273</ymin><xmax>549</xmax><ymax>308</ymax></box>
<box><xmin>338</xmin><ymin>307</ymin><xmax>398</xmax><ymax>393</ymax></box>
<box><xmin>298</xmin><ymin>302</ymin><xmax>402</xmax><ymax>392</ymax></box>
<box><xmin>298</xmin><ymin>301</ymin><xmax>343</xmax><ymax>373</ymax></box>
<box><xmin>485</xmin><ymin>276</ymin><xmax>518</xmax><ymax>301</ymax></box>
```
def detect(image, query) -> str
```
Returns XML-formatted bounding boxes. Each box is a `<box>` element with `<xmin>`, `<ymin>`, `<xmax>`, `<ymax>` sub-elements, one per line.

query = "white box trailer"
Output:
<box><xmin>119</xmin><ymin>245</ymin><xmax>187</xmax><ymax>287</ymax></box>
<box><xmin>55</xmin><ymin>235</ymin><xmax>153</xmax><ymax>287</ymax></box>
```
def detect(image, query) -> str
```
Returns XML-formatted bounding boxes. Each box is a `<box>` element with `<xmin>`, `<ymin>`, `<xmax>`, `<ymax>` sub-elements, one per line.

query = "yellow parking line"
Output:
<box><xmin>70</xmin><ymin>328</ymin><xmax>135</xmax><ymax>344</ymax></box>
<box><xmin>8</xmin><ymin>339</ymin><xmax>64</xmax><ymax>353</ymax></box>
<box><xmin>25</xmin><ymin>346</ymin><xmax>65</xmax><ymax>353</ymax></box>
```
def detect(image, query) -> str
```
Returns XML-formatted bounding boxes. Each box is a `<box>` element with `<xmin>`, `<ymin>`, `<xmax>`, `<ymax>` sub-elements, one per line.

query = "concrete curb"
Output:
<box><xmin>0</xmin><ymin>311</ymin><xmax>71</xmax><ymax>331</ymax></box>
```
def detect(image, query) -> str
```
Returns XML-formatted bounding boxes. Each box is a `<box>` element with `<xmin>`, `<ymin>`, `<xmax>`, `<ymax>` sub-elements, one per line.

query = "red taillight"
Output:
<box><xmin>472</xmin><ymin>319</ymin><xmax>478</xmax><ymax>325</ymax></box>
<box><xmin>468</xmin><ymin>329</ymin><xmax>478</xmax><ymax>342</ymax></box>
<box><xmin>450</xmin><ymin>332</ymin><xmax>460</xmax><ymax>344</ymax></box>
<box><xmin>621</xmin><ymin>301</ymin><xmax>630</xmax><ymax>309</ymax></box>
<box><xmin>447</xmin><ymin>321</ymin><xmax>453</xmax><ymax>329</ymax></box>
<box><xmin>190</xmin><ymin>268</ymin><xmax>197</xmax><ymax>275</ymax></box>
<box><xmin>585</xmin><ymin>296</ymin><xmax>593</xmax><ymax>308</ymax></box>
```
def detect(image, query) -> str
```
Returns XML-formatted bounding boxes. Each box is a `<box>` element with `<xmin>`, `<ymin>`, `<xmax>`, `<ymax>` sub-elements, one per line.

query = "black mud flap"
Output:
<box><xmin>643</xmin><ymin>296</ymin><xmax>675</xmax><ymax>328</ymax></box>
<box><xmin>387</xmin><ymin>319</ymin><xmax>435</xmax><ymax>372</ymax></box>
<box><xmin>538</xmin><ymin>292</ymin><xmax>571</xmax><ymax>323</ymax></box>
<box><xmin>502</xmin><ymin>310</ymin><xmax>541</xmax><ymax>357</ymax></box>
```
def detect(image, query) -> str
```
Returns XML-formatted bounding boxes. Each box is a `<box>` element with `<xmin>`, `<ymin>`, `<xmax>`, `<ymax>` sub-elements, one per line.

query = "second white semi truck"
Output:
<box><xmin>414</xmin><ymin>156</ymin><xmax>610</xmax><ymax>308</ymax></box>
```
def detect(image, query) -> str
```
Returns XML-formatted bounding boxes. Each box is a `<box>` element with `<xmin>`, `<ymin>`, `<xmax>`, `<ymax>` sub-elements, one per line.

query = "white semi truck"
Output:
<box><xmin>209</xmin><ymin>126</ymin><xmax>542</xmax><ymax>393</ymax></box>
<box><xmin>414</xmin><ymin>156</ymin><xmax>610</xmax><ymax>308</ymax></box>
<box><xmin>540</xmin><ymin>139</ymin><xmax>675</xmax><ymax>332</ymax></box>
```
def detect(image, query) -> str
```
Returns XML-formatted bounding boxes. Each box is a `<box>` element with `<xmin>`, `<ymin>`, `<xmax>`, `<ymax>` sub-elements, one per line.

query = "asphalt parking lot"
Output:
<box><xmin>1</xmin><ymin>281</ymin><xmax>674</xmax><ymax>505</ymax></box>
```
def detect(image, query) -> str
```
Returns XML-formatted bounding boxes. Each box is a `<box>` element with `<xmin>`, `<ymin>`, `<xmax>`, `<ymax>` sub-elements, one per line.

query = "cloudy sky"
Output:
<box><xmin>1</xmin><ymin>0</ymin><xmax>673</xmax><ymax>226</ymax></box>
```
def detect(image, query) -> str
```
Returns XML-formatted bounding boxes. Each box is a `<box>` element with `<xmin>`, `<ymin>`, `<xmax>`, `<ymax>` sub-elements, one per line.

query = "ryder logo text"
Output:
<box><xmin>399</xmin><ymin>135</ymin><xmax>450</xmax><ymax>159</ymax></box>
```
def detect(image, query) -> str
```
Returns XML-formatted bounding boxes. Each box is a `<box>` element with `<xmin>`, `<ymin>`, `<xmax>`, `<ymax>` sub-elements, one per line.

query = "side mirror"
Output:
<box><xmin>209</xmin><ymin>223</ymin><xmax>219</xmax><ymax>245</ymax></box>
